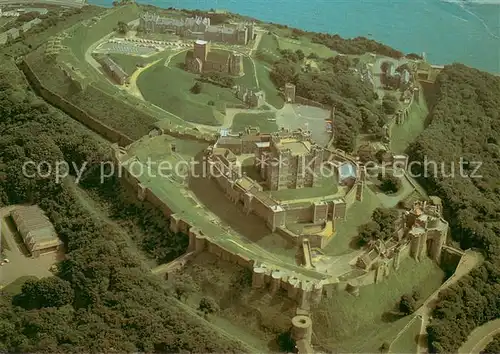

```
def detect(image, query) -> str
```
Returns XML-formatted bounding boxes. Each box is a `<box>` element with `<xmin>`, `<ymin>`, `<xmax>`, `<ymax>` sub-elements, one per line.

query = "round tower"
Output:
<box><xmin>291</xmin><ymin>315</ymin><xmax>313</xmax><ymax>344</ymax></box>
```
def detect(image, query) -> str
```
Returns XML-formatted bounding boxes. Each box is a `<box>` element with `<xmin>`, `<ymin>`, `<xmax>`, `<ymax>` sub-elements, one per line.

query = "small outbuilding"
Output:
<box><xmin>10</xmin><ymin>205</ymin><xmax>63</xmax><ymax>257</ymax></box>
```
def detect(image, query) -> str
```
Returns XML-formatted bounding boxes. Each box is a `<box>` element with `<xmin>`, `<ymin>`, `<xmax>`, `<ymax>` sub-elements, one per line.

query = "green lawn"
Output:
<box><xmin>313</xmin><ymin>257</ymin><xmax>445</xmax><ymax>353</ymax></box>
<box><xmin>390</xmin><ymin>317</ymin><xmax>422</xmax><ymax>354</ymax></box>
<box><xmin>254</xmin><ymin>61</ymin><xmax>284</xmax><ymax>109</ymax></box>
<box><xmin>277</xmin><ymin>36</ymin><xmax>335</xmax><ymax>58</ymax></box>
<box><xmin>64</xmin><ymin>5</ymin><xmax>140</xmax><ymax>62</ymax></box>
<box><xmin>231</xmin><ymin>111</ymin><xmax>277</xmax><ymax>133</ymax></box>
<box><xmin>323</xmin><ymin>188</ymin><xmax>382</xmax><ymax>256</ymax></box>
<box><xmin>256</xmin><ymin>33</ymin><xmax>281</xmax><ymax>64</ymax></box>
<box><xmin>107</xmin><ymin>53</ymin><xmax>145</xmax><ymax>76</ymax></box>
<box><xmin>390</xmin><ymin>89</ymin><xmax>429</xmax><ymax>154</ymax></box>
<box><xmin>234</xmin><ymin>55</ymin><xmax>259</xmax><ymax>89</ymax></box>
<box><xmin>108</xmin><ymin>51</ymin><xmax>173</xmax><ymax>76</ymax></box>
<box><xmin>138</xmin><ymin>52</ymin><xmax>242</xmax><ymax>126</ymax></box>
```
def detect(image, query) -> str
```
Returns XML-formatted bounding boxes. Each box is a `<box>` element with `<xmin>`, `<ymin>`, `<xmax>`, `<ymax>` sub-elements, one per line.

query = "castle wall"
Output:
<box><xmin>285</xmin><ymin>206</ymin><xmax>314</xmax><ymax>223</ymax></box>
<box><xmin>20</xmin><ymin>60</ymin><xmax>134</xmax><ymax>147</ymax></box>
<box><xmin>331</xmin><ymin>200</ymin><xmax>347</xmax><ymax>220</ymax></box>
<box><xmin>294</xmin><ymin>95</ymin><xmax>329</xmax><ymax>109</ymax></box>
<box><xmin>344</xmin><ymin>185</ymin><xmax>358</xmax><ymax>208</ymax></box>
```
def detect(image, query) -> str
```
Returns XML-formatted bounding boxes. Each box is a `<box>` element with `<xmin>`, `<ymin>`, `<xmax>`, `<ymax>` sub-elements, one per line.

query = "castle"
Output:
<box><xmin>256</xmin><ymin>132</ymin><xmax>324</xmax><ymax>190</ymax></box>
<box><xmin>206</xmin><ymin>128</ymin><xmax>365</xmax><ymax>248</ymax></box>
<box><xmin>354</xmin><ymin>198</ymin><xmax>448</xmax><ymax>279</ymax></box>
<box><xmin>185</xmin><ymin>40</ymin><xmax>243</xmax><ymax>76</ymax></box>
<box><xmin>139</xmin><ymin>12</ymin><xmax>254</xmax><ymax>46</ymax></box>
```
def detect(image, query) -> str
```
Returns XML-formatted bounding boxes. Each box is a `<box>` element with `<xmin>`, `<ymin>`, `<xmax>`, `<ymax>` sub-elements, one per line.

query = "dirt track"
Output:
<box><xmin>458</xmin><ymin>319</ymin><xmax>500</xmax><ymax>354</ymax></box>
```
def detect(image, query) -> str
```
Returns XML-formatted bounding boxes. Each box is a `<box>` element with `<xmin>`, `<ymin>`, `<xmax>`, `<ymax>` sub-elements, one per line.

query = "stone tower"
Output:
<box><xmin>284</xmin><ymin>83</ymin><xmax>296</xmax><ymax>103</ymax></box>
<box><xmin>194</xmin><ymin>39</ymin><xmax>209</xmax><ymax>61</ymax></box>
<box><xmin>229</xmin><ymin>53</ymin><xmax>244</xmax><ymax>76</ymax></box>
<box><xmin>248</xmin><ymin>22</ymin><xmax>255</xmax><ymax>41</ymax></box>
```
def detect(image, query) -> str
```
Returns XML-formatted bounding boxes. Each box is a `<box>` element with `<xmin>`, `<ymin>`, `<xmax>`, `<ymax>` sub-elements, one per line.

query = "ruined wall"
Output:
<box><xmin>20</xmin><ymin>60</ymin><xmax>134</xmax><ymax>147</ymax></box>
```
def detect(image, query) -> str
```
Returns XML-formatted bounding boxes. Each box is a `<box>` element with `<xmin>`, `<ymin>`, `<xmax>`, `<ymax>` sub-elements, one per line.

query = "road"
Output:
<box><xmin>414</xmin><ymin>249</ymin><xmax>483</xmax><ymax>354</ymax></box>
<box><xmin>458</xmin><ymin>319</ymin><xmax>500</xmax><ymax>354</ymax></box>
<box><xmin>126</xmin><ymin>58</ymin><xmax>163</xmax><ymax>100</ymax></box>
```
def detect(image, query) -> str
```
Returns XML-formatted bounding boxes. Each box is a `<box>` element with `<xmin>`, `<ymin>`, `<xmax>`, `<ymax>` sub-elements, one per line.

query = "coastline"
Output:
<box><xmin>88</xmin><ymin>0</ymin><xmax>500</xmax><ymax>74</ymax></box>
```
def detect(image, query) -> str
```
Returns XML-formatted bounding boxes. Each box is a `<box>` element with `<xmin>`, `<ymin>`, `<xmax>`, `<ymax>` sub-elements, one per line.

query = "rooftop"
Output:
<box><xmin>10</xmin><ymin>205</ymin><xmax>62</xmax><ymax>252</ymax></box>
<box><xmin>338</xmin><ymin>162</ymin><xmax>357</xmax><ymax>181</ymax></box>
<box><xmin>99</xmin><ymin>55</ymin><xmax>128</xmax><ymax>80</ymax></box>
<box><xmin>275</xmin><ymin>138</ymin><xmax>312</xmax><ymax>156</ymax></box>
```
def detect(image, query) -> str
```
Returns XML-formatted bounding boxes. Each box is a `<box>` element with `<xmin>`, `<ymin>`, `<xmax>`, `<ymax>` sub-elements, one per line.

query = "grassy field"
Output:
<box><xmin>390</xmin><ymin>89</ymin><xmax>429</xmax><ymax>154</ymax></box>
<box><xmin>64</xmin><ymin>5</ymin><xmax>140</xmax><ymax>62</ymax></box>
<box><xmin>234</xmin><ymin>55</ymin><xmax>259</xmax><ymax>89</ymax></box>
<box><xmin>137</xmin><ymin>52</ymin><xmax>243</xmax><ymax>126</ymax></box>
<box><xmin>254</xmin><ymin>61</ymin><xmax>284</xmax><ymax>109</ymax></box>
<box><xmin>313</xmin><ymin>257</ymin><xmax>445</xmax><ymax>353</ymax></box>
<box><xmin>107</xmin><ymin>50</ymin><xmax>174</xmax><ymax>75</ymax></box>
<box><xmin>390</xmin><ymin>317</ymin><xmax>422</xmax><ymax>353</ymax></box>
<box><xmin>323</xmin><ymin>188</ymin><xmax>382</xmax><ymax>256</ymax></box>
<box><xmin>231</xmin><ymin>111</ymin><xmax>277</xmax><ymax>132</ymax></box>
<box><xmin>256</xmin><ymin>33</ymin><xmax>281</xmax><ymax>64</ymax></box>
<box><xmin>0</xmin><ymin>17</ymin><xmax>14</xmax><ymax>28</ymax></box>
<box><xmin>277</xmin><ymin>36</ymin><xmax>334</xmax><ymax>58</ymax></box>
<box><xmin>107</xmin><ymin>53</ymin><xmax>147</xmax><ymax>76</ymax></box>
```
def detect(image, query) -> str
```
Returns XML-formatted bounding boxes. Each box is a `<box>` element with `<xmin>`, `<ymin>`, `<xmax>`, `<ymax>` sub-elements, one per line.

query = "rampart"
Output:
<box><xmin>118</xmin><ymin>152</ymin><xmax>255</xmax><ymax>269</ymax></box>
<box><xmin>19</xmin><ymin>60</ymin><xmax>134</xmax><ymax>147</ymax></box>
<box><xmin>154</xmin><ymin>124</ymin><xmax>217</xmax><ymax>144</ymax></box>
<box><xmin>294</xmin><ymin>95</ymin><xmax>329</xmax><ymax>110</ymax></box>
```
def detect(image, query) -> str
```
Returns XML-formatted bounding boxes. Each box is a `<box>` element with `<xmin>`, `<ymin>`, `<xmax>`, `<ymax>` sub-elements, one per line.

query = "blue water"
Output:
<box><xmin>89</xmin><ymin>0</ymin><xmax>500</xmax><ymax>73</ymax></box>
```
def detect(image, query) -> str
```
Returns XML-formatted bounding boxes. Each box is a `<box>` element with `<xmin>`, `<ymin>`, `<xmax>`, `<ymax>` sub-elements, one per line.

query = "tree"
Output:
<box><xmin>117</xmin><ymin>21</ymin><xmax>129</xmax><ymax>34</ymax></box>
<box><xmin>382</xmin><ymin>94</ymin><xmax>399</xmax><ymax>114</ymax></box>
<box><xmin>378</xmin><ymin>173</ymin><xmax>401</xmax><ymax>194</ymax></box>
<box><xmin>379</xmin><ymin>341</ymin><xmax>390</xmax><ymax>353</ymax></box>
<box><xmin>380</xmin><ymin>61</ymin><xmax>390</xmax><ymax>73</ymax></box>
<box><xmin>357</xmin><ymin>207</ymin><xmax>399</xmax><ymax>244</ymax></box>
<box><xmin>399</xmin><ymin>294</ymin><xmax>416</xmax><ymax>315</ymax></box>
<box><xmin>190</xmin><ymin>82</ymin><xmax>202</xmax><ymax>94</ymax></box>
<box><xmin>358</xmin><ymin>221</ymin><xmax>381</xmax><ymax>245</ymax></box>
<box><xmin>198</xmin><ymin>296</ymin><xmax>219</xmax><ymax>315</ymax></box>
<box><xmin>295</xmin><ymin>49</ymin><xmax>305</xmax><ymax>61</ymax></box>
<box><xmin>307</xmin><ymin>52</ymin><xmax>319</xmax><ymax>59</ymax></box>
<box><xmin>14</xmin><ymin>277</ymin><xmax>74</xmax><ymax>309</ymax></box>
<box><xmin>173</xmin><ymin>273</ymin><xmax>197</xmax><ymax>302</ymax></box>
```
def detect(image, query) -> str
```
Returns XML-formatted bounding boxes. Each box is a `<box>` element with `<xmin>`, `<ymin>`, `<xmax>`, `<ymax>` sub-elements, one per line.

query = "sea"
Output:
<box><xmin>88</xmin><ymin>0</ymin><xmax>500</xmax><ymax>73</ymax></box>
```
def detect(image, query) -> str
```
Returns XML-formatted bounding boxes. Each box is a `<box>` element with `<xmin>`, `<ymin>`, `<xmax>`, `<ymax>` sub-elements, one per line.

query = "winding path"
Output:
<box><xmin>415</xmin><ymin>250</ymin><xmax>483</xmax><ymax>354</ymax></box>
<box><xmin>458</xmin><ymin>319</ymin><xmax>500</xmax><ymax>354</ymax></box>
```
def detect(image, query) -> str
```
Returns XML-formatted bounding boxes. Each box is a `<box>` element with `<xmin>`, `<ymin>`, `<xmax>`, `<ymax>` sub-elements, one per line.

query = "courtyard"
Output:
<box><xmin>277</xmin><ymin>104</ymin><xmax>331</xmax><ymax>146</ymax></box>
